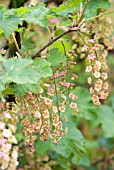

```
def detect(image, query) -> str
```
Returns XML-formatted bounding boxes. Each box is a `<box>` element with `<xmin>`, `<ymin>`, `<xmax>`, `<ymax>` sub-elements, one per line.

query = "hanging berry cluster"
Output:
<box><xmin>72</xmin><ymin>15</ymin><xmax>114</xmax><ymax>105</ymax></box>
<box><xmin>17</xmin><ymin>50</ymin><xmax>78</xmax><ymax>146</ymax></box>
<box><xmin>84</xmin><ymin>40</ymin><xmax>109</xmax><ymax>105</ymax></box>
<box><xmin>0</xmin><ymin>103</ymin><xmax>19</xmax><ymax>170</ymax></box>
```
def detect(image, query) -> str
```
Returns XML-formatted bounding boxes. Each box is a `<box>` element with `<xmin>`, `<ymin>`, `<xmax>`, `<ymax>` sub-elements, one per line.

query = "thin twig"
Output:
<box><xmin>60</xmin><ymin>41</ymin><xmax>69</xmax><ymax>97</ymax></box>
<box><xmin>31</xmin><ymin>10</ymin><xmax>114</xmax><ymax>59</ymax></box>
<box><xmin>77</xmin><ymin>30</ymin><xmax>87</xmax><ymax>45</ymax></box>
<box><xmin>32</xmin><ymin>29</ymin><xmax>78</xmax><ymax>59</ymax></box>
<box><xmin>81</xmin><ymin>10</ymin><xmax>114</xmax><ymax>25</ymax></box>
<box><xmin>61</xmin><ymin>41</ymin><xmax>67</xmax><ymax>56</ymax></box>
<box><xmin>24</xmin><ymin>23</ymin><xmax>32</xmax><ymax>42</ymax></box>
<box><xmin>12</xmin><ymin>33</ymin><xmax>20</xmax><ymax>52</ymax></box>
<box><xmin>51</xmin><ymin>66</ymin><xmax>60</xmax><ymax>116</ymax></box>
<box><xmin>77</xmin><ymin>0</ymin><xmax>89</xmax><ymax>24</ymax></box>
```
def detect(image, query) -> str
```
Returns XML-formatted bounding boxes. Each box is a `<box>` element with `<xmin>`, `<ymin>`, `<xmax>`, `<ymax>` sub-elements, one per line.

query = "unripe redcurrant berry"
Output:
<box><xmin>71</xmin><ymin>77</ymin><xmax>75</xmax><ymax>80</ymax></box>
<box><xmin>70</xmin><ymin>65</ymin><xmax>74</xmax><ymax>69</ymax></box>
<box><xmin>70</xmin><ymin>56</ymin><xmax>74</xmax><ymax>61</ymax></box>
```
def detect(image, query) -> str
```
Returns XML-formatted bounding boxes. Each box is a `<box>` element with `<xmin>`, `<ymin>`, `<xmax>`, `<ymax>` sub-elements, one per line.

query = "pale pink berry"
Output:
<box><xmin>89</xmin><ymin>87</ymin><xmax>94</xmax><ymax>94</ymax></box>
<box><xmin>88</xmin><ymin>39</ymin><xmax>94</xmax><ymax>44</ymax></box>
<box><xmin>87</xmin><ymin>77</ymin><xmax>92</xmax><ymax>84</ymax></box>
<box><xmin>3</xmin><ymin>112</ymin><xmax>11</xmax><ymax>119</ymax></box>
<box><xmin>0</xmin><ymin>122</ymin><xmax>5</xmax><ymax>130</ymax></box>
<box><xmin>61</xmin><ymin>94</ymin><xmax>66</xmax><ymax>100</ymax></box>
<box><xmin>44</xmin><ymin>83</ymin><xmax>51</xmax><ymax>88</ymax></box>
<box><xmin>86</xmin><ymin>54</ymin><xmax>96</xmax><ymax>61</ymax></box>
<box><xmin>2</xmin><ymin>143</ymin><xmax>12</xmax><ymax>153</ymax></box>
<box><xmin>8</xmin><ymin>135</ymin><xmax>17</xmax><ymax>144</ymax></box>
<box><xmin>82</xmin><ymin>45</ymin><xmax>88</xmax><ymax>52</ymax></box>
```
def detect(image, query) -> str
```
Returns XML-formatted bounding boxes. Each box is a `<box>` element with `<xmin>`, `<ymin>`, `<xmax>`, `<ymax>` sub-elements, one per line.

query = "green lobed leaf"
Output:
<box><xmin>0</xmin><ymin>12</ymin><xmax>21</xmax><ymax>36</ymax></box>
<box><xmin>77</xmin><ymin>154</ymin><xmax>90</xmax><ymax>167</ymax></box>
<box><xmin>52</xmin><ymin>127</ymin><xmax>85</xmax><ymax>161</ymax></box>
<box><xmin>109</xmin><ymin>95</ymin><xmax>114</xmax><ymax>110</ymax></box>
<box><xmin>0</xmin><ymin>5</ymin><xmax>6</xmax><ymax>11</ymax></box>
<box><xmin>52</xmin><ymin>105</ymin><xmax>85</xmax><ymax>161</ymax></box>
<box><xmin>35</xmin><ymin>138</ymin><xmax>52</xmax><ymax>155</ymax></box>
<box><xmin>97</xmin><ymin>105</ymin><xmax>114</xmax><ymax>138</ymax></box>
<box><xmin>48</xmin><ymin>48</ymin><xmax>67</xmax><ymax>66</ymax></box>
<box><xmin>58</xmin><ymin>0</ymin><xmax>82</xmax><ymax>11</ymax></box>
<box><xmin>2</xmin><ymin>88</ymin><xmax>14</xmax><ymax>95</ymax></box>
<box><xmin>15</xmin><ymin>7</ymin><xmax>30</xmax><ymax>16</ymax></box>
<box><xmin>3</xmin><ymin>58</ymin><xmax>33</xmax><ymax>70</ymax></box>
<box><xmin>52</xmin><ymin>0</ymin><xmax>82</xmax><ymax>17</ymax></box>
<box><xmin>21</xmin><ymin>3</ymin><xmax>49</xmax><ymax>27</ymax></box>
<box><xmin>59</xmin><ymin>20</ymin><xmax>72</xmax><ymax>26</ymax></box>
<box><xmin>83</xmin><ymin>0</ymin><xmax>111</xmax><ymax>18</ymax></box>
<box><xmin>14</xmin><ymin>84</ymin><xmax>40</xmax><ymax>97</ymax></box>
<box><xmin>2</xmin><ymin>58</ymin><xmax>41</xmax><ymax>84</ymax></box>
<box><xmin>71</xmin><ymin>86</ymin><xmax>97</xmax><ymax>120</ymax></box>
<box><xmin>34</xmin><ymin>58</ymin><xmax>53</xmax><ymax>78</ymax></box>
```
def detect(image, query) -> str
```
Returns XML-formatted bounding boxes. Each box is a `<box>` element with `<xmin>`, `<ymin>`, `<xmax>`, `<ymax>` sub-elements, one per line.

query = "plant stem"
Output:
<box><xmin>24</xmin><ymin>23</ymin><xmax>32</xmax><ymax>41</ymax></box>
<box><xmin>31</xmin><ymin>10</ymin><xmax>114</xmax><ymax>60</ymax></box>
<box><xmin>77</xmin><ymin>0</ymin><xmax>89</xmax><ymax>24</ymax></box>
<box><xmin>52</xmin><ymin>67</ymin><xmax>60</xmax><ymax>115</ymax></box>
<box><xmin>77</xmin><ymin>30</ymin><xmax>87</xmax><ymax>45</ymax></box>
<box><xmin>0</xmin><ymin>38</ymin><xmax>5</xmax><ymax>47</ymax></box>
<box><xmin>61</xmin><ymin>41</ymin><xmax>69</xmax><ymax>95</ymax></box>
<box><xmin>32</xmin><ymin>28</ymin><xmax>78</xmax><ymax>59</ymax></box>
<box><xmin>61</xmin><ymin>41</ymin><xmax>66</xmax><ymax>56</ymax></box>
<box><xmin>12</xmin><ymin>33</ymin><xmax>20</xmax><ymax>52</ymax></box>
<box><xmin>81</xmin><ymin>10</ymin><xmax>114</xmax><ymax>25</ymax></box>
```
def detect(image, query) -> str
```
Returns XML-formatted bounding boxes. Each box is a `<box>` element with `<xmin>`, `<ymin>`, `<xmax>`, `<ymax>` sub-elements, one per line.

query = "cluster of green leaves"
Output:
<box><xmin>0</xmin><ymin>48</ymin><xmax>67</xmax><ymax>98</ymax></box>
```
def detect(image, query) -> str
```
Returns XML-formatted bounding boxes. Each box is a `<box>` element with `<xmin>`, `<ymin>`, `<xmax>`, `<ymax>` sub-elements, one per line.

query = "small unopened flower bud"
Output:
<box><xmin>87</xmin><ymin>77</ymin><xmax>92</xmax><ymax>84</ymax></box>
<box><xmin>88</xmin><ymin>39</ymin><xmax>94</xmax><ymax>44</ymax></box>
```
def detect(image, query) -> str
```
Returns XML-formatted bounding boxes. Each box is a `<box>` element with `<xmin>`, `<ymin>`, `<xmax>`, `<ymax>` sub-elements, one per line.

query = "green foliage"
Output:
<box><xmin>0</xmin><ymin>81</ymin><xmax>5</xmax><ymax>92</ymax></box>
<box><xmin>52</xmin><ymin>0</ymin><xmax>82</xmax><ymax>17</ymax></box>
<box><xmin>21</xmin><ymin>3</ymin><xmax>49</xmax><ymax>27</ymax></box>
<box><xmin>2</xmin><ymin>58</ymin><xmax>41</xmax><ymax>84</ymax></box>
<box><xmin>16</xmin><ymin>7</ymin><xmax>29</xmax><ymax>16</ymax></box>
<box><xmin>84</xmin><ymin>0</ymin><xmax>111</xmax><ymax>18</ymax></box>
<box><xmin>59</xmin><ymin>20</ymin><xmax>72</xmax><ymax>27</ymax></box>
<box><xmin>72</xmin><ymin>87</ymin><xmax>97</xmax><ymax>120</ymax></box>
<box><xmin>34</xmin><ymin>58</ymin><xmax>53</xmax><ymax>78</ymax></box>
<box><xmin>48</xmin><ymin>48</ymin><xmax>67</xmax><ymax>66</ymax></box>
<box><xmin>35</xmin><ymin>138</ymin><xmax>52</xmax><ymax>155</ymax></box>
<box><xmin>0</xmin><ymin>5</ymin><xmax>6</xmax><ymax>11</ymax></box>
<box><xmin>52</xmin><ymin>128</ymin><xmax>85</xmax><ymax>161</ymax></box>
<box><xmin>14</xmin><ymin>84</ymin><xmax>40</xmax><ymax>97</ymax></box>
<box><xmin>98</xmin><ymin>106</ymin><xmax>114</xmax><ymax>138</ymax></box>
<box><xmin>0</xmin><ymin>11</ymin><xmax>21</xmax><ymax>36</ymax></box>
